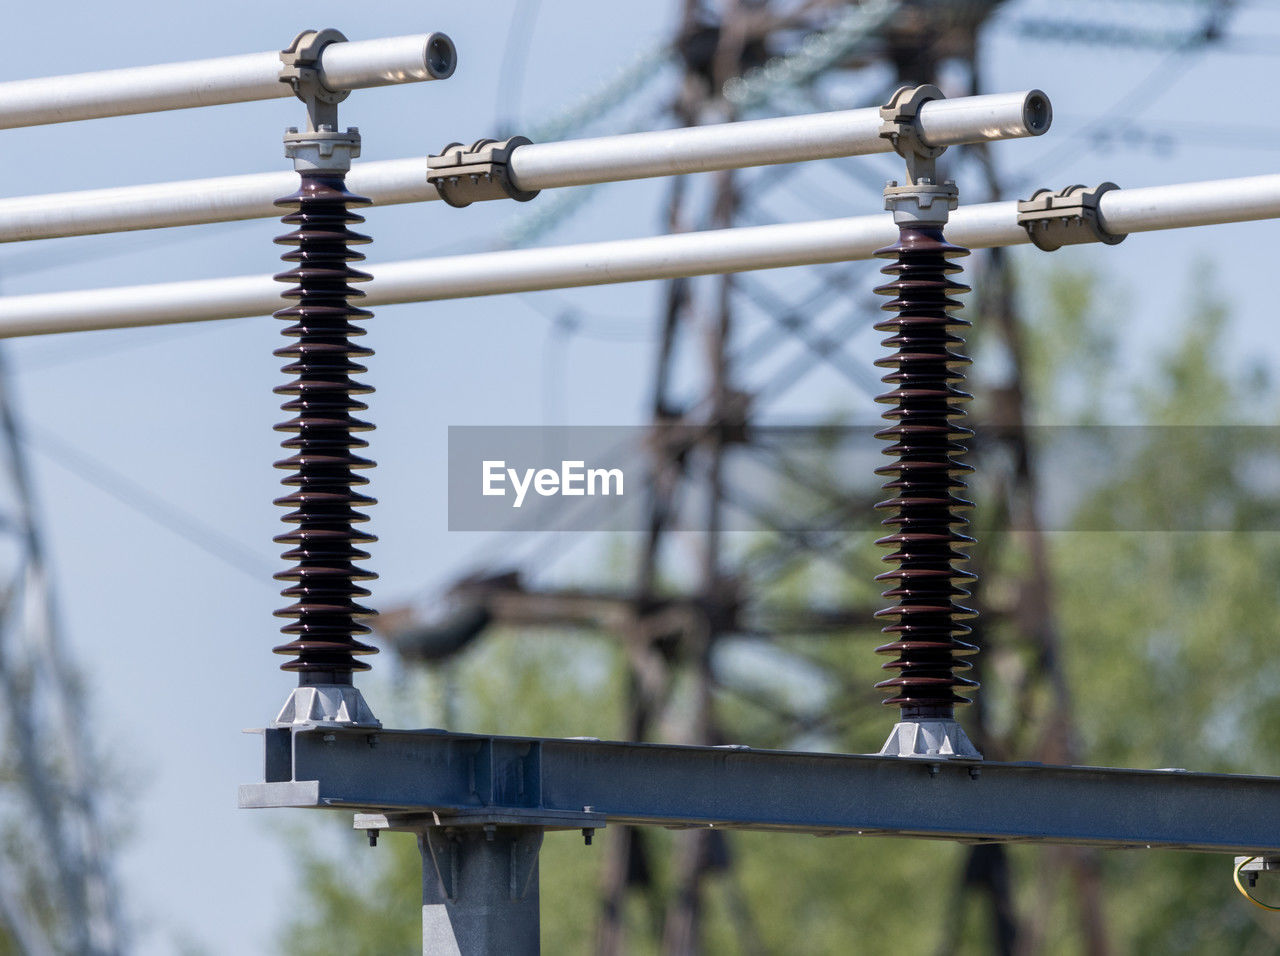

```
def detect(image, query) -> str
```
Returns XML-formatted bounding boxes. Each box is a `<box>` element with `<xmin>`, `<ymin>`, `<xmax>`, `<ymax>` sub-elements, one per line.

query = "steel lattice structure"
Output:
<box><xmin>0</xmin><ymin>358</ymin><xmax>122</xmax><ymax>954</ymax></box>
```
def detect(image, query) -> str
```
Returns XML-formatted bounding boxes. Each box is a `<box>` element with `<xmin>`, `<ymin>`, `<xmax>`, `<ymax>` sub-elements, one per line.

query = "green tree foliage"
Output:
<box><xmin>279</xmin><ymin>262</ymin><xmax>1280</xmax><ymax>953</ymax></box>
<box><xmin>1026</xmin><ymin>265</ymin><xmax>1280</xmax><ymax>952</ymax></box>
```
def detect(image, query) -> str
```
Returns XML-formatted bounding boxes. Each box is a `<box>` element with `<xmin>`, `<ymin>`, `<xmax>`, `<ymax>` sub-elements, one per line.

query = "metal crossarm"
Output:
<box><xmin>240</xmin><ymin>727</ymin><xmax>1280</xmax><ymax>855</ymax></box>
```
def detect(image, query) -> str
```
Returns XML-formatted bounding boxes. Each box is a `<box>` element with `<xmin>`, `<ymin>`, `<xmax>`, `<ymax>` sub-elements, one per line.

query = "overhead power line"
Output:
<box><xmin>26</xmin><ymin>426</ymin><xmax>274</xmax><ymax>582</ymax></box>
<box><xmin>722</xmin><ymin>0</ymin><xmax>905</xmax><ymax>111</ymax></box>
<box><xmin>1008</xmin><ymin>0</ymin><xmax>1235</xmax><ymax>184</ymax></box>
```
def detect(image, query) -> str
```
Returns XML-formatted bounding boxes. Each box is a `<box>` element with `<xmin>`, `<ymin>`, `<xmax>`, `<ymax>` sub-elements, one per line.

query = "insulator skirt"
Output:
<box><xmin>270</xmin><ymin>174</ymin><xmax>378</xmax><ymax>680</ymax></box>
<box><xmin>871</xmin><ymin>224</ymin><xmax>978</xmax><ymax>719</ymax></box>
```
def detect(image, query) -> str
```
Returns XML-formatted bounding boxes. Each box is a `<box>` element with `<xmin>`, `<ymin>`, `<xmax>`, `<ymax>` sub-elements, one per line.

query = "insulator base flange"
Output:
<box><xmin>272</xmin><ymin>683</ymin><xmax>381</xmax><ymax>729</ymax></box>
<box><xmin>877</xmin><ymin>719</ymin><xmax>981</xmax><ymax>759</ymax></box>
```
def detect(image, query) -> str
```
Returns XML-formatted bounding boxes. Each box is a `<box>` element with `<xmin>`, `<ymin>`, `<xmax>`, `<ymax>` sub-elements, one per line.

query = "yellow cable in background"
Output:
<box><xmin>1234</xmin><ymin>857</ymin><xmax>1280</xmax><ymax>912</ymax></box>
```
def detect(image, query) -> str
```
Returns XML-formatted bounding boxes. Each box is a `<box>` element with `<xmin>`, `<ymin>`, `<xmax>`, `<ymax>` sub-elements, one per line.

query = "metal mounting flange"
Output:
<box><xmin>282</xmin><ymin>125</ymin><xmax>361</xmax><ymax>174</ymax></box>
<box><xmin>1017</xmin><ymin>182</ymin><xmax>1127</xmax><ymax>251</ymax></box>
<box><xmin>883</xmin><ymin>179</ymin><xmax>958</xmax><ymax>227</ymax></box>
<box><xmin>272</xmin><ymin>684</ymin><xmax>380</xmax><ymax>729</ymax></box>
<box><xmin>879</xmin><ymin>84</ymin><xmax>947</xmax><ymax>186</ymax></box>
<box><xmin>878</xmin><ymin>719</ymin><xmax>981</xmax><ymax>759</ymax></box>
<box><xmin>427</xmin><ymin>137</ymin><xmax>540</xmax><ymax>208</ymax></box>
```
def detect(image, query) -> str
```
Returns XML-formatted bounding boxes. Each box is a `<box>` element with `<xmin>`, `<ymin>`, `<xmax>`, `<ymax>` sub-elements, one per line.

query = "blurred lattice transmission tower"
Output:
<box><xmin>381</xmin><ymin>0</ymin><xmax>1235</xmax><ymax>952</ymax></box>
<box><xmin>0</xmin><ymin>349</ymin><xmax>122</xmax><ymax>955</ymax></box>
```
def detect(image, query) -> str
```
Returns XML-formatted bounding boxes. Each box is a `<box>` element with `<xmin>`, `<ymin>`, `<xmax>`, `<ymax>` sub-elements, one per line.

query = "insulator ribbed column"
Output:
<box><xmin>270</xmin><ymin>173</ymin><xmax>377</xmax><ymax>684</ymax></box>
<box><xmin>870</xmin><ymin>223</ymin><xmax>978</xmax><ymax>720</ymax></box>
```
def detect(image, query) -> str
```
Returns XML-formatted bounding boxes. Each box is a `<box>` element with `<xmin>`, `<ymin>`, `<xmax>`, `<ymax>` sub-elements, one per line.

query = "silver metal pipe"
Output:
<box><xmin>950</xmin><ymin>200</ymin><xmax>1023</xmax><ymax>249</ymax></box>
<box><xmin>911</xmin><ymin>90</ymin><xmax>1052</xmax><ymax>147</ymax></box>
<box><xmin>0</xmin><ymin>215</ymin><xmax>999</xmax><ymax>335</ymax></box>
<box><xmin>314</xmin><ymin>33</ymin><xmax>456</xmax><ymax>90</ymax></box>
<box><xmin>1096</xmin><ymin>174</ymin><xmax>1280</xmax><ymax>234</ymax></box>
<box><xmin>0</xmin><ymin>172</ymin><xmax>303</xmax><ymax>241</ymax></box>
<box><xmin>508</xmin><ymin>90</ymin><xmax>1050</xmax><ymax>187</ymax></box>
<box><xmin>2</xmin><ymin>173</ymin><xmax>1276</xmax><ymax>339</ymax></box>
<box><xmin>506</xmin><ymin>110</ymin><xmax>878</xmax><ymax>187</ymax></box>
<box><xmin>0</xmin><ymin>33</ymin><xmax>455</xmax><ymax>129</ymax></box>
<box><xmin>0</xmin><ymin>160</ymin><xmax>431</xmax><ymax>241</ymax></box>
<box><xmin>0</xmin><ymin>92</ymin><xmax>1049</xmax><ymax>242</ymax></box>
<box><xmin>0</xmin><ymin>216</ymin><xmax>896</xmax><ymax>337</ymax></box>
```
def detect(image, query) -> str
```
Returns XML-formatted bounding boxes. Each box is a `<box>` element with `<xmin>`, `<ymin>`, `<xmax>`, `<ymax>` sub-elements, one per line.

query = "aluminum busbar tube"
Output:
<box><xmin>1</xmin><ymin>175</ymin><xmax>1278</xmax><ymax>338</ymax></box>
<box><xmin>504</xmin><ymin>90</ymin><xmax>1050</xmax><ymax>187</ymax></box>
<box><xmin>0</xmin><ymin>33</ymin><xmax>456</xmax><ymax>129</ymax></box>
<box><xmin>0</xmin><ymin>160</ymin><xmax>427</xmax><ymax>242</ymax></box>
<box><xmin>0</xmin><ymin>92</ymin><xmax>1050</xmax><ymax>241</ymax></box>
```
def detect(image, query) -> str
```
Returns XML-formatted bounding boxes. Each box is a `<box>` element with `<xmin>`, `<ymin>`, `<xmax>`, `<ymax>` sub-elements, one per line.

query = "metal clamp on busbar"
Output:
<box><xmin>1017</xmin><ymin>183</ymin><xmax>1126</xmax><ymax>251</ymax></box>
<box><xmin>279</xmin><ymin>29</ymin><xmax>350</xmax><ymax>132</ymax></box>
<box><xmin>427</xmin><ymin>137</ymin><xmax>539</xmax><ymax>208</ymax></box>
<box><xmin>879</xmin><ymin>84</ymin><xmax>946</xmax><ymax>185</ymax></box>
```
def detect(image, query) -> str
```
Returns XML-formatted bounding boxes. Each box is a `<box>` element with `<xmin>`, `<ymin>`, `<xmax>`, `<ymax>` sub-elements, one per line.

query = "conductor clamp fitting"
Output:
<box><xmin>427</xmin><ymin>137</ymin><xmax>540</xmax><ymax>208</ymax></box>
<box><xmin>1017</xmin><ymin>182</ymin><xmax>1127</xmax><ymax>251</ymax></box>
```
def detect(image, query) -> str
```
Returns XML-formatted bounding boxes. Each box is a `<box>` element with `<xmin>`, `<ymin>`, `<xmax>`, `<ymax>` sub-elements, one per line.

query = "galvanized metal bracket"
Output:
<box><xmin>279</xmin><ymin>29</ymin><xmax>360</xmax><ymax>173</ymax></box>
<box><xmin>427</xmin><ymin>137</ymin><xmax>539</xmax><ymax>208</ymax></box>
<box><xmin>879</xmin><ymin>84</ymin><xmax>947</xmax><ymax>186</ymax></box>
<box><xmin>425</xmin><ymin>829</ymin><xmax>459</xmax><ymax>901</ymax></box>
<box><xmin>879</xmin><ymin>85</ymin><xmax>958</xmax><ymax>226</ymax></box>
<box><xmin>508</xmin><ymin>830</ymin><xmax>541</xmax><ymax>901</ymax></box>
<box><xmin>1235</xmin><ymin>855</ymin><xmax>1280</xmax><ymax>887</ymax></box>
<box><xmin>1017</xmin><ymin>182</ymin><xmax>1127</xmax><ymax>251</ymax></box>
<box><xmin>422</xmin><ymin>826</ymin><xmax>541</xmax><ymax>902</ymax></box>
<box><xmin>279</xmin><ymin>29</ymin><xmax>350</xmax><ymax>132</ymax></box>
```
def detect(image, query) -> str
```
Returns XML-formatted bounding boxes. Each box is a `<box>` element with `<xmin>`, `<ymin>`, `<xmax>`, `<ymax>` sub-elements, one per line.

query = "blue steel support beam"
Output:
<box><xmin>241</xmin><ymin>727</ymin><xmax>1280</xmax><ymax>854</ymax></box>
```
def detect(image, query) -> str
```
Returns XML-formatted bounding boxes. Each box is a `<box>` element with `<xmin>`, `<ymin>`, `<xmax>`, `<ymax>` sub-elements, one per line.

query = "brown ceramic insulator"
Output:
<box><xmin>870</xmin><ymin>224</ymin><xmax>978</xmax><ymax>719</ymax></box>
<box><xmin>270</xmin><ymin>173</ymin><xmax>378</xmax><ymax>684</ymax></box>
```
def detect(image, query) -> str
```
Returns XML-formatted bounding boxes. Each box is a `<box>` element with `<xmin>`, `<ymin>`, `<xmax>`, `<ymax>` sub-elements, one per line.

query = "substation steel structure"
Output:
<box><xmin>5</xmin><ymin>27</ymin><xmax>1280</xmax><ymax>955</ymax></box>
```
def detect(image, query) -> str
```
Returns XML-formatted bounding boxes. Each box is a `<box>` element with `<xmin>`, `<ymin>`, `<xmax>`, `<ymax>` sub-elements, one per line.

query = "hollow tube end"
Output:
<box><xmin>423</xmin><ymin>33</ymin><xmax>457</xmax><ymax>80</ymax></box>
<box><xmin>1022</xmin><ymin>90</ymin><xmax>1052</xmax><ymax>136</ymax></box>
